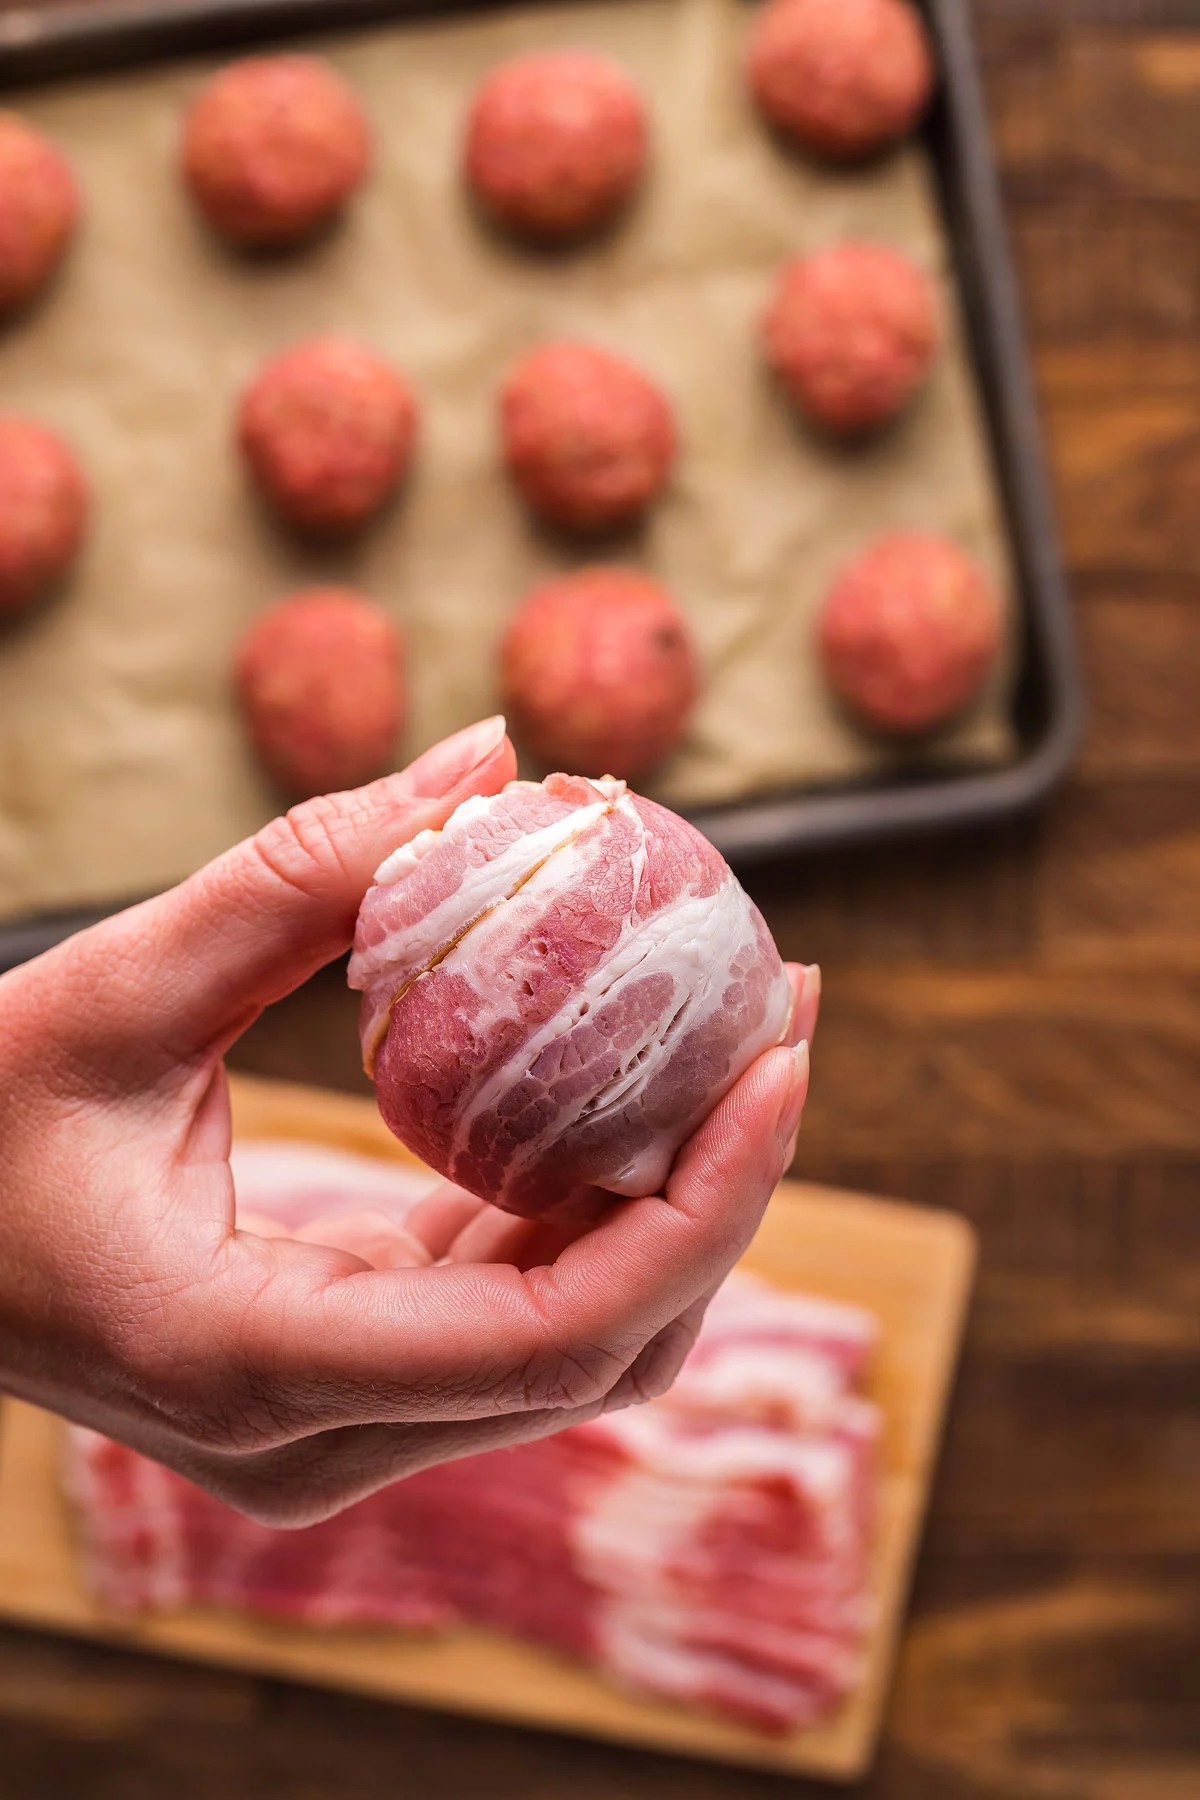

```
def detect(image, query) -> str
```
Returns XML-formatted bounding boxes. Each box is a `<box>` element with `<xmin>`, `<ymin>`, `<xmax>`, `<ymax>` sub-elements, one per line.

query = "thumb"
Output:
<box><xmin>52</xmin><ymin>717</ymin><xmax>516</xmax><ymax>1065</ymax></box>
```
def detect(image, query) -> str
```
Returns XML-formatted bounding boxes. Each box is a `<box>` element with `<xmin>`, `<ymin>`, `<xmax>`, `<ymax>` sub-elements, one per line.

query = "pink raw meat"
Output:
<box><xmin>348</xmin><ymin>775</ymin><xmax>793</xmax><ymax>1222</ymax></box>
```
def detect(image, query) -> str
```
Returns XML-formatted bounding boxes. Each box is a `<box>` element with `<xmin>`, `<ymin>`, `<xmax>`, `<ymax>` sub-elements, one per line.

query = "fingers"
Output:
<box><xmin>401</xmin><ymin>1181</ymin><xmax>490</xmax><ymax>1263</ymax></box>
<box><xmin>443</xmin><ymin>1204</ymin><xmax>585</xmax><ymax>1273</ymax></box>
<box><xmin>791</xmin><ymin>962</ymin><xmax>822</xmax><ymax>1049</ymax></box>
<box><xmin>353</xmin><ymin>1038</ymin><xmax>806</xmax><ymax>1420</ymax></box>
<box><xmin>601</xmin><ymin>1285</ymin><xmax>716</xmax><ymax>1414</ymax></box>
<box><xmin>652</xmin><ymin>1038</ymin><xmax>807</xmax><ymax>1248</ymax></box>
<box><xmin>155</xmin><ymin>1039</ymin><xmax>808</xmax><ymax>1457</ymax></box>
<box><xmin>166</xmin><ymin>1298</ymin><xmax>720</xmax><ymax>1527</ymax></box>
<box><xmin>176</xmin><ymin>1399</ymin><xmax>617</xmax><ymax>1529</ymax></box>
<box><xmin>160</xmin><ymin>1282</ymin><xmax>723</xmax><ymax>1526</ymax></box>
<box><xmin>48</xmin><ymin>718</ymin><xmax>516</xmax><ymax>1075</ymax></box>
<box><xmin>293</xmin><ymin>1208</ymin><xmax>434</xmax><ymax>1271</ymax></box>
<box><xmin>235</xmin><ymin>1210</ymin><xmax>290</xmax><ymax>1240</ymax></box>
<box><xmin>777</xmin><ymin>962</ymin><xmax>820</xmax><ymax>1171</ymax></box>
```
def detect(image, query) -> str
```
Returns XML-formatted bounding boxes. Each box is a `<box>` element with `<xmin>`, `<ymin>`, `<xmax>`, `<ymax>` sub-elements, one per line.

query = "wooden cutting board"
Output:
<box><xmin>0</xmin><ymin>1075</ymin><xmax>975</xmax><ymax>1781</ymax></box>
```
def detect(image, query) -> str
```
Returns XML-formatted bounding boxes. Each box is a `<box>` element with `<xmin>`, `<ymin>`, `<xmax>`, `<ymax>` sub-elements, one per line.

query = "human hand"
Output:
<box><xmin>0</xmin><ymin>717</ymin><xmax>817</xmax><ymax>1525</ymax></box>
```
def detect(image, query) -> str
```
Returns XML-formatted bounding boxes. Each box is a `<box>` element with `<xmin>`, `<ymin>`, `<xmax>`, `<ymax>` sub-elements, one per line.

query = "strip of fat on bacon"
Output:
<box><xmin>66</xmin><ymin>1145</ymin><xmax>879</xmax><ymax>1736</ymax></box>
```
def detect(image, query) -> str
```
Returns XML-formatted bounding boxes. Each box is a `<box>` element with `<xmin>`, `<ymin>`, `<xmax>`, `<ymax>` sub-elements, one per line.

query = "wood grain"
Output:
<box><xmin>0</xmin><ymin>1077</ymin><xmax>975</xmax><ymax>1785</ymax></box>
<box><xmin>0</xmin><ymin>3</ymin><xmax>1198</xmax><ymax>1798</ymax></box>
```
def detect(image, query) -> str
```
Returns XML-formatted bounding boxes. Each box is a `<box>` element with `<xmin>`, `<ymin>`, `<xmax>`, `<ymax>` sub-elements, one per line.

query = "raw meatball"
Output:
<box><xmin>500</xmin><ymin>341</ymin><xmax>676</xmax><ymax>531</ymax></box>
<box><xmin>0</xmin><ymin>113</ymin><xmax>79</xmax><ymax>316</ymax></box>
<box><xmin>235</xmin><ymin>588</ymin><xmax>405</xmax><ymax>796</ymax></box>
<box><xmin>0</xmin><ymin>417</ymin><xmax>88</xmax><ymax>618</ymax></box>
<box><xmin>464</xmin><ymin>50</ymin><xmax>648</xmax><ymax>243</ymax></box>
<box><xmin>819</xmin><ymin>532</ymin><xmax>1002</xmax><ymax>735</ymax></box>
<box><xmin>182</xmin><ymin>55</ymin><xmax>370</xmax><ymax>248</ymax></box>
<box><xmin>501</xmin><ymin>567</ymin><xmax>698</xmax><ymax>780</ymax></box>
<box><xmin>748</xmin><ymin>0</ymin><xmax>934</xmax><ymax>162</ymax></box>
<box><xmin>350</xmin><ymin>773</ymin><xmax>792</xmax><ymax>1222</ymax></box>
<box><xmin>763</xmin><ymin>242</ymin><xmax>940</xmax><ymax>434</ymax></box>
<box><xmin>238</xmin><ymin>337</ymin><xmax>418</xmax><ymax>535</ymax></box>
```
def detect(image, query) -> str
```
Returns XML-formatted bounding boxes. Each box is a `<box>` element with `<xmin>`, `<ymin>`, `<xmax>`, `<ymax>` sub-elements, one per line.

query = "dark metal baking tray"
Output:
<box><xmin>0</xmin><ymin>0</ymin><xmax>1083</xmax><ymax>972</ymax></box>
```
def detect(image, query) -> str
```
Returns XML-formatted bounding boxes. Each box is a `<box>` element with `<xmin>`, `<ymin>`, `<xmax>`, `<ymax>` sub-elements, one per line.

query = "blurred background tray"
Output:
<box><xmin>0</xmin><ymin>1073</ymin><xmax>977</xmax><ymax>1783</ymax></box>
<box><xmin>0</xmin><ymin>0</ymin><xmax>1083</xmax><ymax>977</ymax></box>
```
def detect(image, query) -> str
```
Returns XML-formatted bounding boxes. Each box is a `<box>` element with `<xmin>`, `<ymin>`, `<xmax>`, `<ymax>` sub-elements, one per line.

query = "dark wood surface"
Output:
<box><xmin>3</xmin><ymin>4</ymin><xmax>1199</xmax><ymax>1796</ymax></box>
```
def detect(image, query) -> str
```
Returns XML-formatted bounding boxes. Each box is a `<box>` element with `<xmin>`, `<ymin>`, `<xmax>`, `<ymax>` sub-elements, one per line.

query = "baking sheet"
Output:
<box><xmin>0</xmin><ymin>0</ymin><xmax>1017</xmax><ymax>924</ymax></box>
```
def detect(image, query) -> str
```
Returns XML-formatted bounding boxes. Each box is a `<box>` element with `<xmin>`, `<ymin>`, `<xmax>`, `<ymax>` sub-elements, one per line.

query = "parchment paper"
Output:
<box><xmin>0</xmin><ymin>0</ymin><xmax>1016</xmax><ymax>923</ymax></box>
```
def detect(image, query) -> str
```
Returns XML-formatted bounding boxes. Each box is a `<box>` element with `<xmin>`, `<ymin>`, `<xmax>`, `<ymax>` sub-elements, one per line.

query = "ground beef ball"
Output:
<box><xmin>464</xmin><ymin>50</ymin><xmax>648</xmax><ymax>243</ymax></box>
<box><xmin>0</xmin><ymin>417</ymin><xmax>88</xmax><ymax>618</ymax></box>
<box><xmin>500</xmin><ymin>341</ymin><xmax>677</xmax><ymax>531</ymax></box>
<box><xmin>235</xmin><ymin>588</ymin><xmax>405</xmax><ymax>796</ymax></box>
<box><xmin>748</xmin><ymin>0</ymin><xmax>934</xmax><ymax>162</ymax></box>
<box><xmin>819</xmin><ymin>532</ymin><xmax>1002</xmax><ymax>735</ymax></box>
<box><xmin>763</xmin><ymin>242</ymin><xmax>940</xmax><ymax>434</ymax></box>
<box><xmin>182</xmin><ymin>55</ymin><xmax>370</xmax><ymax>248</ymax></box>
<box><xmin>501</xmin><ymin>567</ymin><xmax>698</xmax><ymax>779</ymax></box>
<box><xmin>238</xmin><ymin>337</ymin><xmax>418</xmax><ymax>535</ymax></box>
<box><xmin>0</xmin><ymin>114</ymin><xmax>79</xmax><ymax>316</ymax></box>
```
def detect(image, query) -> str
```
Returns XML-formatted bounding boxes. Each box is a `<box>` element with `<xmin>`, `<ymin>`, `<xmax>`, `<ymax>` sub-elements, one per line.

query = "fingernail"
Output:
<box><xmin>797</xmin><ymin>964</ymin><xmax>822</xmax><ymax>1047</ymax></box>
<box><xmin>402</xmin><ymin>716</ymin><xmax>508</xmax><ymax>800</ymax></box>
<box><xmin>776</xmin><ymin>1041</ymin><xmax>810</xmax><ymax>1147</ymax></box>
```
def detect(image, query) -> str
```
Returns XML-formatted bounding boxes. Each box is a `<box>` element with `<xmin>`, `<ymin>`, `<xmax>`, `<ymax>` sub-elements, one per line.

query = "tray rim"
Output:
<box><xmin>0</xmin><ymin>0</ymin><xmax>1084</xmax><ymax>961</ymax></box>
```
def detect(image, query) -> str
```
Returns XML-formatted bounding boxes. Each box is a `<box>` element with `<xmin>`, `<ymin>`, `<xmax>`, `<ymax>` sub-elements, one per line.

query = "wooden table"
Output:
<box><xmin>3</xmin><ymin>3</ymin><xmax>1198</xmax><ymax>1795</ymax></box>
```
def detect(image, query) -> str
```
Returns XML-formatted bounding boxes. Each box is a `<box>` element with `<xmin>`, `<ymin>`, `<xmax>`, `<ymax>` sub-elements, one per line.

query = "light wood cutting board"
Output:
<box><xmin>0</xmin><ymin>1075</ymin><xmax>976</xmax><ymax>1781</ymax></box>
